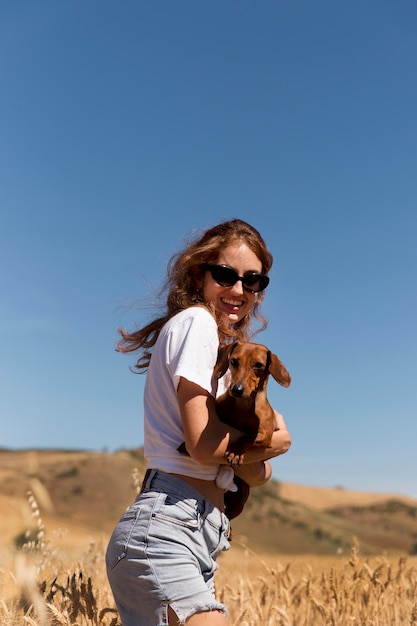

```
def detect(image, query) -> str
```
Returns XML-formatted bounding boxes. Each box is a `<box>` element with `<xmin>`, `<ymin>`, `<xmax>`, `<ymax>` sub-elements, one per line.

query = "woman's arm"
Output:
<box><xmin>226</xmin><ymin>410</ymin><xmax>291</xmax><ymax>467</ymax></box>
<box><xmin>228</xmin><ymin>411</ymin><xmax>291</xmax><ymax>487</ymax></box>
<box><xmin>177</xmin><ymin>378</ymin><xmax>233</xmax><ymax>463</ymax></box>
<box><xmin>177</xmin><ymin>378</ymin><xmax>291</xmax><ymax>466</ymax></box>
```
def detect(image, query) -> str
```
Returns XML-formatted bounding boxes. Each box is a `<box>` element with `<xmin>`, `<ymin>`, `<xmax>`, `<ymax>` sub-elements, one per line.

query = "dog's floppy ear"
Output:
<box><xmin>214</xmin><ymin>342</ymin><xmax>238</xmax><ymax>379</ymax></box>
<box><xmin>268</xmin><ymin>352</ymin><xmax>291</xmax><ymax>388</ymax></box>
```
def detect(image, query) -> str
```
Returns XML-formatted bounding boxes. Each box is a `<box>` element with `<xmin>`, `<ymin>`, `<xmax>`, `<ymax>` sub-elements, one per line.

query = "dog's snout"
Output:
<box><xmin>231</xmin><ymin>383</ymin><xmax>244</xmax><ymax>398</ymax></box>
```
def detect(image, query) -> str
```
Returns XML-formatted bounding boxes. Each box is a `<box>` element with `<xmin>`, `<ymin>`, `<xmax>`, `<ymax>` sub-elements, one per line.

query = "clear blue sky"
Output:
<box><xmin>1</xmin><ymin>1</ymin><xmax>416</xmax><ymax>497</ymax></box>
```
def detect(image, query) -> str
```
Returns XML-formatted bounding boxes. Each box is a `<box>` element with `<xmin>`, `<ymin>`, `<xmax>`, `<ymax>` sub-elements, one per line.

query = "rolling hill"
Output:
<box><xmin>1</xmin><ymin>448</ymin><xmax>416</xmax><ymax>559</ymax></box>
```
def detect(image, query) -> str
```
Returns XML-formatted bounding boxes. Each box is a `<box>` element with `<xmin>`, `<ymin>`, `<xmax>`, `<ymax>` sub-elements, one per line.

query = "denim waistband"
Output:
<box><xmin>141</xmin><ymin>468</ymin><xmax>226</xmax><ymax>522</ymax></box>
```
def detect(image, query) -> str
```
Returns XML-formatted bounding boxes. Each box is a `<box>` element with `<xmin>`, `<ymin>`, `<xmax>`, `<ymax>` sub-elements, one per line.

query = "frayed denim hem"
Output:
<box><xmin>177</xmin><ymin>602</ymin><xmax>228</xmax><ymax>625</ymax></box>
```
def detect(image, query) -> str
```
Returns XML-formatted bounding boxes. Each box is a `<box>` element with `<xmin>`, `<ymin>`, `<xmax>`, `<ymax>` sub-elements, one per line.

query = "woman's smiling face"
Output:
<box><xmin>202</xmin><ymin>242</ymin><xmax>263</xmax><ymax>324</ymax></box>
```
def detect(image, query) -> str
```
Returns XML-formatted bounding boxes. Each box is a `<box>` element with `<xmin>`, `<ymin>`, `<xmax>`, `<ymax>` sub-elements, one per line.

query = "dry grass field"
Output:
<box><xmin>1</xmin><ymin>449</ymin><xmax>417</xmax><ymax>625</ymax></box>
<box><xmin>1</xmin><ymin>517</ymin><xmax>417</xmax><ymax>625</ymax></box>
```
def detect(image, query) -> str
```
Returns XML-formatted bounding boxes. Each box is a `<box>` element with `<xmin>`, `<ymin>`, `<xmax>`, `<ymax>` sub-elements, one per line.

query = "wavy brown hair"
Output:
<box><xmin>117</xmin><ymin>218</ymin><xmax>273</xmax><ymax>372</ymax></box>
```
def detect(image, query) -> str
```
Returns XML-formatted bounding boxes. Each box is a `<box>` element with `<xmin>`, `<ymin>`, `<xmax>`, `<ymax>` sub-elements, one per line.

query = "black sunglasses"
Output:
<box><xmin>202</xmin><ymin>264</ymin><xmax>269</xmax><ymax>293</ymax></box>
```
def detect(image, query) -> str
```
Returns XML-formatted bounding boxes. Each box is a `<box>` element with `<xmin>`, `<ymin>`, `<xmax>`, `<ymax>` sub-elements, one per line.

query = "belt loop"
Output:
<box><xmin>140</xmin><ymin>468</ymin><xmax>158</xmax><ymax>492</ymax></box>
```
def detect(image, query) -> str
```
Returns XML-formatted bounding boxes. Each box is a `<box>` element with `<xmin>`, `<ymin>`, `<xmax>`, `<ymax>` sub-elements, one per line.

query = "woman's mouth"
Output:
<box><xmin>221</xmin><ymin>297</ymin><xmax>243</xmax><ymax>311</ymax></box>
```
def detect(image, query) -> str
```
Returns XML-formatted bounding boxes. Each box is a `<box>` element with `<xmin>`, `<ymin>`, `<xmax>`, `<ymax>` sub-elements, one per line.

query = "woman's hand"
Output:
<box><xmin>231</xmin><ymin>411</ymin><xmax>292</xmax><ymax>488</ymax></box>
<box><xmin>233</xmin><ymin>423</ymin><xmax>291</xmax><ymax>465</ymax></box>
<box><xmin>233</xmin><ymin>460</ymin><xmax>272</xmax><ymax>487</ymax></box>
<box><xmin>222</xmin><ymin>409</ymin><xmax>291</xmax><ymax>466</ymax></box>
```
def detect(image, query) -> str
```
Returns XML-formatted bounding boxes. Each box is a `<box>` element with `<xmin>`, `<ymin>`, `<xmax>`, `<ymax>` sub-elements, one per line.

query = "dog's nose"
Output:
<box><xmin>231</xmin><ymin>383</ymin><xmax>244</xmax><ymax>397</ymax></box>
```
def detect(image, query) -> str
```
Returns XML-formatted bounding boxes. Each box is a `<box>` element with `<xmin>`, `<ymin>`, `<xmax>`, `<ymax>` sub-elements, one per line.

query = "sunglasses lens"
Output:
<box><xmin>211</xmin><ymin>266</ymin><xmax>237</xmax><ymax>287</ymax></box>
<box><xmin>242</xmin><ymin>274</ymin><xmax>270</xmax><ymax>293</ymax></box>
<box><xmin>242</xmin><ymin>274</ymin><xmax>260</xmax><ymax>288</ymax></box>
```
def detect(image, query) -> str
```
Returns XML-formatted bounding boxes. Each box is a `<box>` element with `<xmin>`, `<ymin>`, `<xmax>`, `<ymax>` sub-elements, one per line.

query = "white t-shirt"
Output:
<box><xmin>144</xmin><ymin>306</ymin><xmax>227</xmax><ymax>480</ymax></box>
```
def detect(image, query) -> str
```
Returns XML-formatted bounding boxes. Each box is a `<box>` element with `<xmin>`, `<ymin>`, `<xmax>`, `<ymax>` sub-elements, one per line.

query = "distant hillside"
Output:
<box><xmin>1</xmin><ymin>448</ymin><xmax>416</xmax><ymax>557</ymax></box>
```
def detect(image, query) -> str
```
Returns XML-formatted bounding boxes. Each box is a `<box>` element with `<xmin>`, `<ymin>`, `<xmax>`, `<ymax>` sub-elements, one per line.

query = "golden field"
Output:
<box><xmin>1</xmin><ymin>448</ymin><xmax>417</xmax><ymax>625</ymax></box>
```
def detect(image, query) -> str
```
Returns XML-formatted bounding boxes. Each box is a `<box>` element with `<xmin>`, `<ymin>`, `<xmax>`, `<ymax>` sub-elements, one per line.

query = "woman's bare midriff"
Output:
<box><xmin>172</xmin><ymin>473</ymin><xmax>225</xmax><ymax>512</ymax></box>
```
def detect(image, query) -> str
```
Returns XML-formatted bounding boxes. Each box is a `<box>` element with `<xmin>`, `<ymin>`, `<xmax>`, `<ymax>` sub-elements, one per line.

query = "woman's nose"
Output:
<box><xmin>228</xmin><ymin>279</ymin><xmax>245</xmax><ymax>295</ymax></box>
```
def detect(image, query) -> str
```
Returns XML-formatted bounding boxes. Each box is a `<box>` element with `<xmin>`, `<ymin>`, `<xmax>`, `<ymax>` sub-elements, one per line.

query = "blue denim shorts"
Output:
<box><xmin>105</xmin><ymin>469</ymin><xmax>231</xmax><ymax>626</ymax></box>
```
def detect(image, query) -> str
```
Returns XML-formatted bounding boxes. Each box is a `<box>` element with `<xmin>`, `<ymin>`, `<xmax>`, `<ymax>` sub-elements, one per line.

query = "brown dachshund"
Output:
<box><xmin>214</xmin><ymin>341</ymin><xmax>291</xmax><ymax>466</ymax></box>
<box><xmin>177</xmin><ymin>341</ymin><xmax>291</xmax><ymax>519</ymax></box>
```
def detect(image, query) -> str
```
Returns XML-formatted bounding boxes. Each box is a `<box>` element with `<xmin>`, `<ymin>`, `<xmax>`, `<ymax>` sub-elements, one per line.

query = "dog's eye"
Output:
<box><xmin>253</xmin><ymin>362</ymin><xmax>265</xmax><ymax>371</ymax></box>
<box><xmin>230</xmin><ymin>358</ymin><xmax>239</xmax><ymax>368</ymax></box>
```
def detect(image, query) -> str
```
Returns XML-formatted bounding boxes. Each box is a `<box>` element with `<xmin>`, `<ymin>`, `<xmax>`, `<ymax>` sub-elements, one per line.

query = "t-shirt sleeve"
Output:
<box><xmin>166</xmin><ymin>309</ymin><xmax>219</xmax><ymax>395</ymax></box>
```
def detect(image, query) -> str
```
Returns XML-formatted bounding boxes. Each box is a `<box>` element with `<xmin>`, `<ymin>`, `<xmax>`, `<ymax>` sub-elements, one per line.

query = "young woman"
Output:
<box><xmin>106</xmin><ymin>219</ymin><xmax>291</xmax><ymax>626</ymax></box>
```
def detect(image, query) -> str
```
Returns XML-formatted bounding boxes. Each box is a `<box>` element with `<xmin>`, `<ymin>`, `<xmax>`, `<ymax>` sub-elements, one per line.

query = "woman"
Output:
<box><xmin>106</xmin><ymin>219</ymin><xmax>291</xmax><ymax>626</ymax></box>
